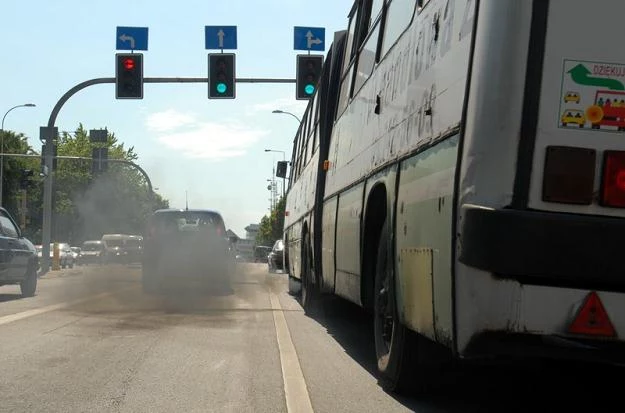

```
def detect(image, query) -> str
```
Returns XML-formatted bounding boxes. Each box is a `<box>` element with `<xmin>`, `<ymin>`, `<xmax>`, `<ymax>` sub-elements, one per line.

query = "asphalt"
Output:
<box><xmin>0</xmin><ymin>263</ymin><xmax>621</xmax><ymax>412</ymax></box>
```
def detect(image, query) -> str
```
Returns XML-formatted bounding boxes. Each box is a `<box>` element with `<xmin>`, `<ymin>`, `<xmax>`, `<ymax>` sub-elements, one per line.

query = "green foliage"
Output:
<box><xmin>0</xmin><ymin>131</ymin><xmax>39</xmax><ymax>224</ymax></box>
<box><xmin>256</xmin><ymin>196</ymin><xmax>285</xmax><ymax>247</ymax></box>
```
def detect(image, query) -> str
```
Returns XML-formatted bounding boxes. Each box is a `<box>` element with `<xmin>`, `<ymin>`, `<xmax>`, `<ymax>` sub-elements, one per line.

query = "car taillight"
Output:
<box><xmin>542</xmin><ymin>146</ymin><xmax>596</xmax><ymax>205</ymax></box>
<box><xmin>600</xmin><ymin>150</ymin><xmax>625</xmax><ymax>208</ymax></box>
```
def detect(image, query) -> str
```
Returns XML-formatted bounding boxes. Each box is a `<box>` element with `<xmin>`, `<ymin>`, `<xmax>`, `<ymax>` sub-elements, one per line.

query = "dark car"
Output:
<box><xmin>268</xmin><ymin>239</ymin><xmax>284</xmax><ymax>273</ymax></box>
<box><xmin>142</xmin><ymin>209</ymin><xmax>234</xmax><ymax>294</ymax></box>
<box><xmin>80</xmin><ymin>240</ymin><xmax>107</xmax><ymax>265</ymax></box>
<box><xmin>254</xmin><ymin>245</ymin><xmax>271</xmax><ymax>263</ymax></box>
<box><xmin>0</xmin><ymin>207</ymin><xmax>38</xmax><ymax>297</ymax></box>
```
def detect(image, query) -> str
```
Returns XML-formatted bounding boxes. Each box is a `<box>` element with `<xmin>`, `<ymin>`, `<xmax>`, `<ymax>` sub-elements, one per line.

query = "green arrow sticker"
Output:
<box><xmin>568</xmin><ymin>64</ymin><xmax>625</xmax><ymax>90</ymax></box>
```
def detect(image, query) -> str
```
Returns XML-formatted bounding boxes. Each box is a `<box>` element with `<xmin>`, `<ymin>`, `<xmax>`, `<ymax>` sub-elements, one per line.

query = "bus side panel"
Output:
<box><xmin>321</xmin><ymin>197</ymin><xmax>338</xmax><ymax>293</ymax></box>
<box><xmin>286</xmin><ymin>221</ymin><xmax>302</xmax><ymax>282</ymax></box>
<box><xmin>285</xmin><ymin>150</ymin><xmax>320</xmax><ymax>281</ymax></box>
<box><xmin>396</xmin><ymin>135</ymin><xmax>458</xmax><ymax>345</ymax></box>
<box><xmin>334</xmin><ymin>184</ymin><xmax>364</xmax><ymax>305</ymax></box>
<box><xmin>454</xmin><ymin>0</ymin><xmax>536</xmax><ymax>354</ymax></box>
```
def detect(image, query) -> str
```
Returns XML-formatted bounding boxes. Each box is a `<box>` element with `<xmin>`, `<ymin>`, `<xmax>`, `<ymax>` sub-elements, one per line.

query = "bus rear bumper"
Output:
<box><xmin>454</xmin><ymin>265</ymin><xmax>625</xmax><ymax>364</ymax></box>
<box><xmin>455</xmin><ymin>204</ymin><xmax>625</xmax><ymax>363</ymax></box>
<box><xmin>462</xmin><ymin>331</ymin><xmax>625</xmax><ymax>365</ymax></box>
<box><xmin>458</xmin><ymin>204</ymin><xmax>625</xmax><ymax>291</ymax></box>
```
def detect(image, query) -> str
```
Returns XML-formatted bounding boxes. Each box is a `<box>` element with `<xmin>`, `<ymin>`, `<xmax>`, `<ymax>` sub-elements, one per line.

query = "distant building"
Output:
<box><xmin>245</xmin><ymin>224</ymin><xmax>259</xmax><ymax>241</ymax></box>
<box><xmin>226</xmin><ymin>229</ymin><xmax>240</xmax><ymax>242</ymax></box>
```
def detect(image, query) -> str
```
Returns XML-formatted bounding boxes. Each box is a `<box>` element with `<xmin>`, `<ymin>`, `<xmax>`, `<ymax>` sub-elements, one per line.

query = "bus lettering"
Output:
<box><xmin>593</xmin><ymin>64</ymin><xmax>625</xmax><ymax>78</ymax></box>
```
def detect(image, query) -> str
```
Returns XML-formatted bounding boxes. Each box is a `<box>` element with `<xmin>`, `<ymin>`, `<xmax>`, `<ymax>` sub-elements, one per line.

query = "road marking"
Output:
<box><xmin>0</xmin><ymin>291</ymin><xmax>118</xmax><ymax>327</ymax></box>
<box><xmin>269</xmin><ymin>292</ymin><xmax>314</xmax><ymax>413</ymax></box>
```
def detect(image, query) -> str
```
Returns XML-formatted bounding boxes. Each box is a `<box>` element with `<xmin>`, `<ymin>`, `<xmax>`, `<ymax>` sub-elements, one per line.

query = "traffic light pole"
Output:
<box><xmin>41</xmin><ymin>76</ymin><xmax>295</xmax><ymax>273</ymax></box>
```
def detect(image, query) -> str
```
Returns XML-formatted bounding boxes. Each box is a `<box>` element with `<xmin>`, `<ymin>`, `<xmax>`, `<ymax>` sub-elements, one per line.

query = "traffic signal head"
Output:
<box><xmin>208</xmin><ymin>53</ymin><xmax>236</xmax><ymax>99</ymax></box>
<box><xmin>296</xmin><ymin>55</ymin><xmax>323</xmax><ymax>100</ymax></box>
<box><xmin>276</xmin><ymin>161</ymin><xmax>288</xmax><ymax>178</ymax></box>
<box><xmin>116</xmin><ymin>53</ymin><xmax>143</xmax><ymax>99</ymax></box>
<box><xmin>20</xmin><ymin>169</ymin><xmax>34</xmax><ymax>189</ymax></box>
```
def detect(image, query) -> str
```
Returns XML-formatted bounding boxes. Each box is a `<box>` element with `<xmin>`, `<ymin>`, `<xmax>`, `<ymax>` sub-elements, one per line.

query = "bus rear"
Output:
<box><xmin>456</xmin><ymin>0</ymin><xmax>625</xmax><ymax>361</ymax></box>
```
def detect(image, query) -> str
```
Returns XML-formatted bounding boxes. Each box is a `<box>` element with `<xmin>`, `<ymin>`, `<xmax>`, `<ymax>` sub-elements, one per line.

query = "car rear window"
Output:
<box><xmin>149</xmin><ymin>211</ymin><xmax>226</xmax><ymax>235</ymax></box>
<box><xmin>82</xmin><ymin>242</ymin><xmax>103</xmax><ymax>251</ymax></box>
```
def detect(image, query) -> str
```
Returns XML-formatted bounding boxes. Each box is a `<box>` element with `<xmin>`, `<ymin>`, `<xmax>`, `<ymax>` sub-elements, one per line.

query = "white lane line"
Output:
<box><xmin>0</xmin><ymin>291</ymin><xmax>121</xmax><ymax>326</ymax></box>
<box><xmin>269</xmin><ymin>292</ymin><xmax>314</xmax><ymax>413</ymax></box>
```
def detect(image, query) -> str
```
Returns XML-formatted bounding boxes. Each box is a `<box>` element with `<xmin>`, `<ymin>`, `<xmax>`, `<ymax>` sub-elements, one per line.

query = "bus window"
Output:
<box><xmin>381</xmin><ymin>0</ymin><xmax>417</xmax><ymax>57</ymax></box>
<box><xmin>370</xmin><ymin>0</ymin><xmax>384</xmax><ymax>28</ymax></box>
<box><xmin>337</xmin><ymin>66</ymin><xmax>354</xmax><ymax>120</ymax></box>
<box><xmin>353</xmin><ymin>23</ymin><xmax>381</xmax><ymax>94</ymax></box>
<box><xmin>342</xmin><ymin>4</ymin><xmax>359</xmax><ymax>77</ymax></box>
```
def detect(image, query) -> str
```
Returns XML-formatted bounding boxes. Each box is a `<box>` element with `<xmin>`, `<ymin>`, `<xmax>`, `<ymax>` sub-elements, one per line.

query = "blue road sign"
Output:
<box><xmin>294</xmin><ymin>26</ymin><xmax>325</xmax><ymax>51</ymax></box>
<box><xmin>116</xmin><ymin>27</ymin><xmax>148</xmax><ymax>51</ymax></box>
<box><xmin>205</xmin><ymin>26</ymin><xmax>238</xmax><ymax>50</ymax></box>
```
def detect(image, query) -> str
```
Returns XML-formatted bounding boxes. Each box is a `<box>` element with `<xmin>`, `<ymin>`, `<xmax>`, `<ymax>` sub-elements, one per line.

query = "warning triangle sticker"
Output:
<box><xmin>569</xmin><ymin>292</ymin><xmax>616</xmax><ymax>337</ymax></box>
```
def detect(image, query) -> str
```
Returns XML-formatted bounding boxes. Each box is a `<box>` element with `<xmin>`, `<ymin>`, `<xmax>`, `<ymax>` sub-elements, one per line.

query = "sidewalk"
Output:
<box><xmin>38</xmin><ymin>266</ymin><xmax>84</xmax><ymax>279</ymax></box>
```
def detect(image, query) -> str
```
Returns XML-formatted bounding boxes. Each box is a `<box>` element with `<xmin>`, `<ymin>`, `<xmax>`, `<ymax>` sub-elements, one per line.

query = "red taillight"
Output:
<box><xmin>601</xmin><ymin>151</ymin><xmax>625</xmax><ymax>207</ymax></box>
<box><xmin>568</xmin><ymin>292</ymin><xmax>616</xmax><ymax>337</ymax></box>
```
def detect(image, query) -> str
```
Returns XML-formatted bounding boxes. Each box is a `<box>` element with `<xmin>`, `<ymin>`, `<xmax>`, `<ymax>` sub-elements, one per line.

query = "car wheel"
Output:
<box><xmin>20</xmin><ymin>267</ymin><xmax>37</xmax><ymax>297</ymax></box>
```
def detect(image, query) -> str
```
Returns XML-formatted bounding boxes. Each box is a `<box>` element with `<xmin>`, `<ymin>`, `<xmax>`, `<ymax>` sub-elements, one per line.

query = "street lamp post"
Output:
<box><xmin>0</xmin><ymin>103</ymin><xmax>36</xmax><ymax>207</ymax></box>
<box><xmin>271</xmin><ymin>109</ymin><xmax>301</xmax><ymax>123</ymax></box>
<box><xmin>264</xmin><ymin>149</ymin><xmax>286</xmax><ymax>198</ymax></box>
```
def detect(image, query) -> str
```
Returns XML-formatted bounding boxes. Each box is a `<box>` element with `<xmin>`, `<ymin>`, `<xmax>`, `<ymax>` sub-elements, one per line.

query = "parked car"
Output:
<box><xmin>56</xmin><ymin>243</ymin><xmax>75</xmax><ymax>268</ymax></box>
<box><xmin>37</xmin><ymin>243</ymin><xmax>74</xmax><ymax>268</ymax></box>
<box><xmin>0</xmin><ymin>207</ymin><xmax>38</xmax><ymax>296</ymax></box>
<box><xmin>70</xmin><ymin>247</ymin><xmax>82</xmax><ymax>266</ymax></box>
<box><xmin>268</xmin><ymin>239</ymin><xmax>284</xmax><ymax>273</ymax></box>
<box><xmin>142</xmin><ymin>209</ymin><xmax>235</xmax><ymax>294</ymax></box>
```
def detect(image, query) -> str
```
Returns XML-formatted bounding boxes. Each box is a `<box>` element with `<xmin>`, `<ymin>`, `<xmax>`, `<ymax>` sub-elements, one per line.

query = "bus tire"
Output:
<box><xmin>373</xmin><ymin>221</ymin><xmax>440</xmax><ymax>394</ymax></box>
<box><xmin>301</xmin><ymin>234</ymin><xmax>319</xmax><ymax>314</ymax></box>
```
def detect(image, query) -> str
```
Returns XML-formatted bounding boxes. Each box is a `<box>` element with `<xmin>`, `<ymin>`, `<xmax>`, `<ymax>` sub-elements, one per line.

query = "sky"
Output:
<box><xmin>1</xmin><ymin>0</ymin><xmax>351</xmax><ymax>238</ymax></box>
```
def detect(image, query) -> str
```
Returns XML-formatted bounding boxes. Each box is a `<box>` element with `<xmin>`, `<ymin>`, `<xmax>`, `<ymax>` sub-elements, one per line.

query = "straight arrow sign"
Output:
<box><xmin>218</xmin><ymin>29</ymin><xmax>225</xmax><ymax>48</ymax></box>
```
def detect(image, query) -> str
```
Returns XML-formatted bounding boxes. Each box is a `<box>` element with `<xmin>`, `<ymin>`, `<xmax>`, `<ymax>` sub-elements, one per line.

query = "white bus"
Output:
<box><xmin>283</xmin><ymin>0</ymin><xmax>625</xmax><ymax>393</ymax></box>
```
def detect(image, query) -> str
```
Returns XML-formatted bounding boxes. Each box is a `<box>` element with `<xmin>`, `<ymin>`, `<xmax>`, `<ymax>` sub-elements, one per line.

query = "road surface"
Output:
<box><xmin>0</xmin><ymin>263</ymin><xmax>620</xmax><ymax>412</ymax></box>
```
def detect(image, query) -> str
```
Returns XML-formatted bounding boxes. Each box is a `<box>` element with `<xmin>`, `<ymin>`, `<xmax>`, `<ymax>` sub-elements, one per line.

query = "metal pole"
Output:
<box><xmin>280</xmin><ymin>152</ymin><xmax>285</xmax><ymax>198</ymax></box>
<box><xmin>271</xmin><ymin>110</ymin><xmax>301</xmax><ymax>123</ymax></box>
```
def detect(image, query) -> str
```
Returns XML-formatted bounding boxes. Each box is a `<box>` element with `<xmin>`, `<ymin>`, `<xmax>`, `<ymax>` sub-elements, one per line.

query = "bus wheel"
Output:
<box><xmin>373</xmin><ymin>221</ymin><xmax>440</xmax><ymax>394</ymax></box>
<box><xmin>301</xmin><ymin>234</ymin><xmax>319</xmax><ymax>314</ymax></box>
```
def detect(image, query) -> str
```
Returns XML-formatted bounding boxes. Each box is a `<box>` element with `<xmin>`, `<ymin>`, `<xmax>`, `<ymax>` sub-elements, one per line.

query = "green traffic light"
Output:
<box><xmin>304</xmin><ymin>84</ymin><xmax>315</xmax><ymax>95</ymax></box>
<box><xmin>216</xmin><ymin>83</ymin><xmax>227</xmax><ymax>94</ymax></box>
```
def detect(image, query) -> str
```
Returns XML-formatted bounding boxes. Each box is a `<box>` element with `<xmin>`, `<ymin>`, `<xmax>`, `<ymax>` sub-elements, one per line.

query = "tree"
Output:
<box><xmin>256</xmin><ymin>196</ymin><xmax>285</xmax><ymax>247</ymax></box>
<box><xmin>0</xmin><ymin>131</ymin><xmax>38</xmax><ymax>219</ymax></box>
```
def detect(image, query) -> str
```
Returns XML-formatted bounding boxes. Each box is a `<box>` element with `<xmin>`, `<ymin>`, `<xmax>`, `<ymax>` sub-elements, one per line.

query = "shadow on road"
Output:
<box><xmin>304</xmin><ymin>295</ymin><xmax>624</xmax><ymax>412</ymax></box>
<box><xmin>0</xmin><ymin>293</ymin><xmax>26</xmax><ymax>303</ymax></box>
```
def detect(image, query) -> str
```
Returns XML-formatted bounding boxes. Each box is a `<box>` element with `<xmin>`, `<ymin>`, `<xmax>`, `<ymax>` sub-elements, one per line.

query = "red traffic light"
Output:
<box><xmin>116</xmin><ymin>53</ymin><xmax>144</xmax><ymax>99</ymax></box>
<box><xmin>123</xmin><ymin>58</ymin><xmax>136</xmax><ymax>70</ymax></box>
